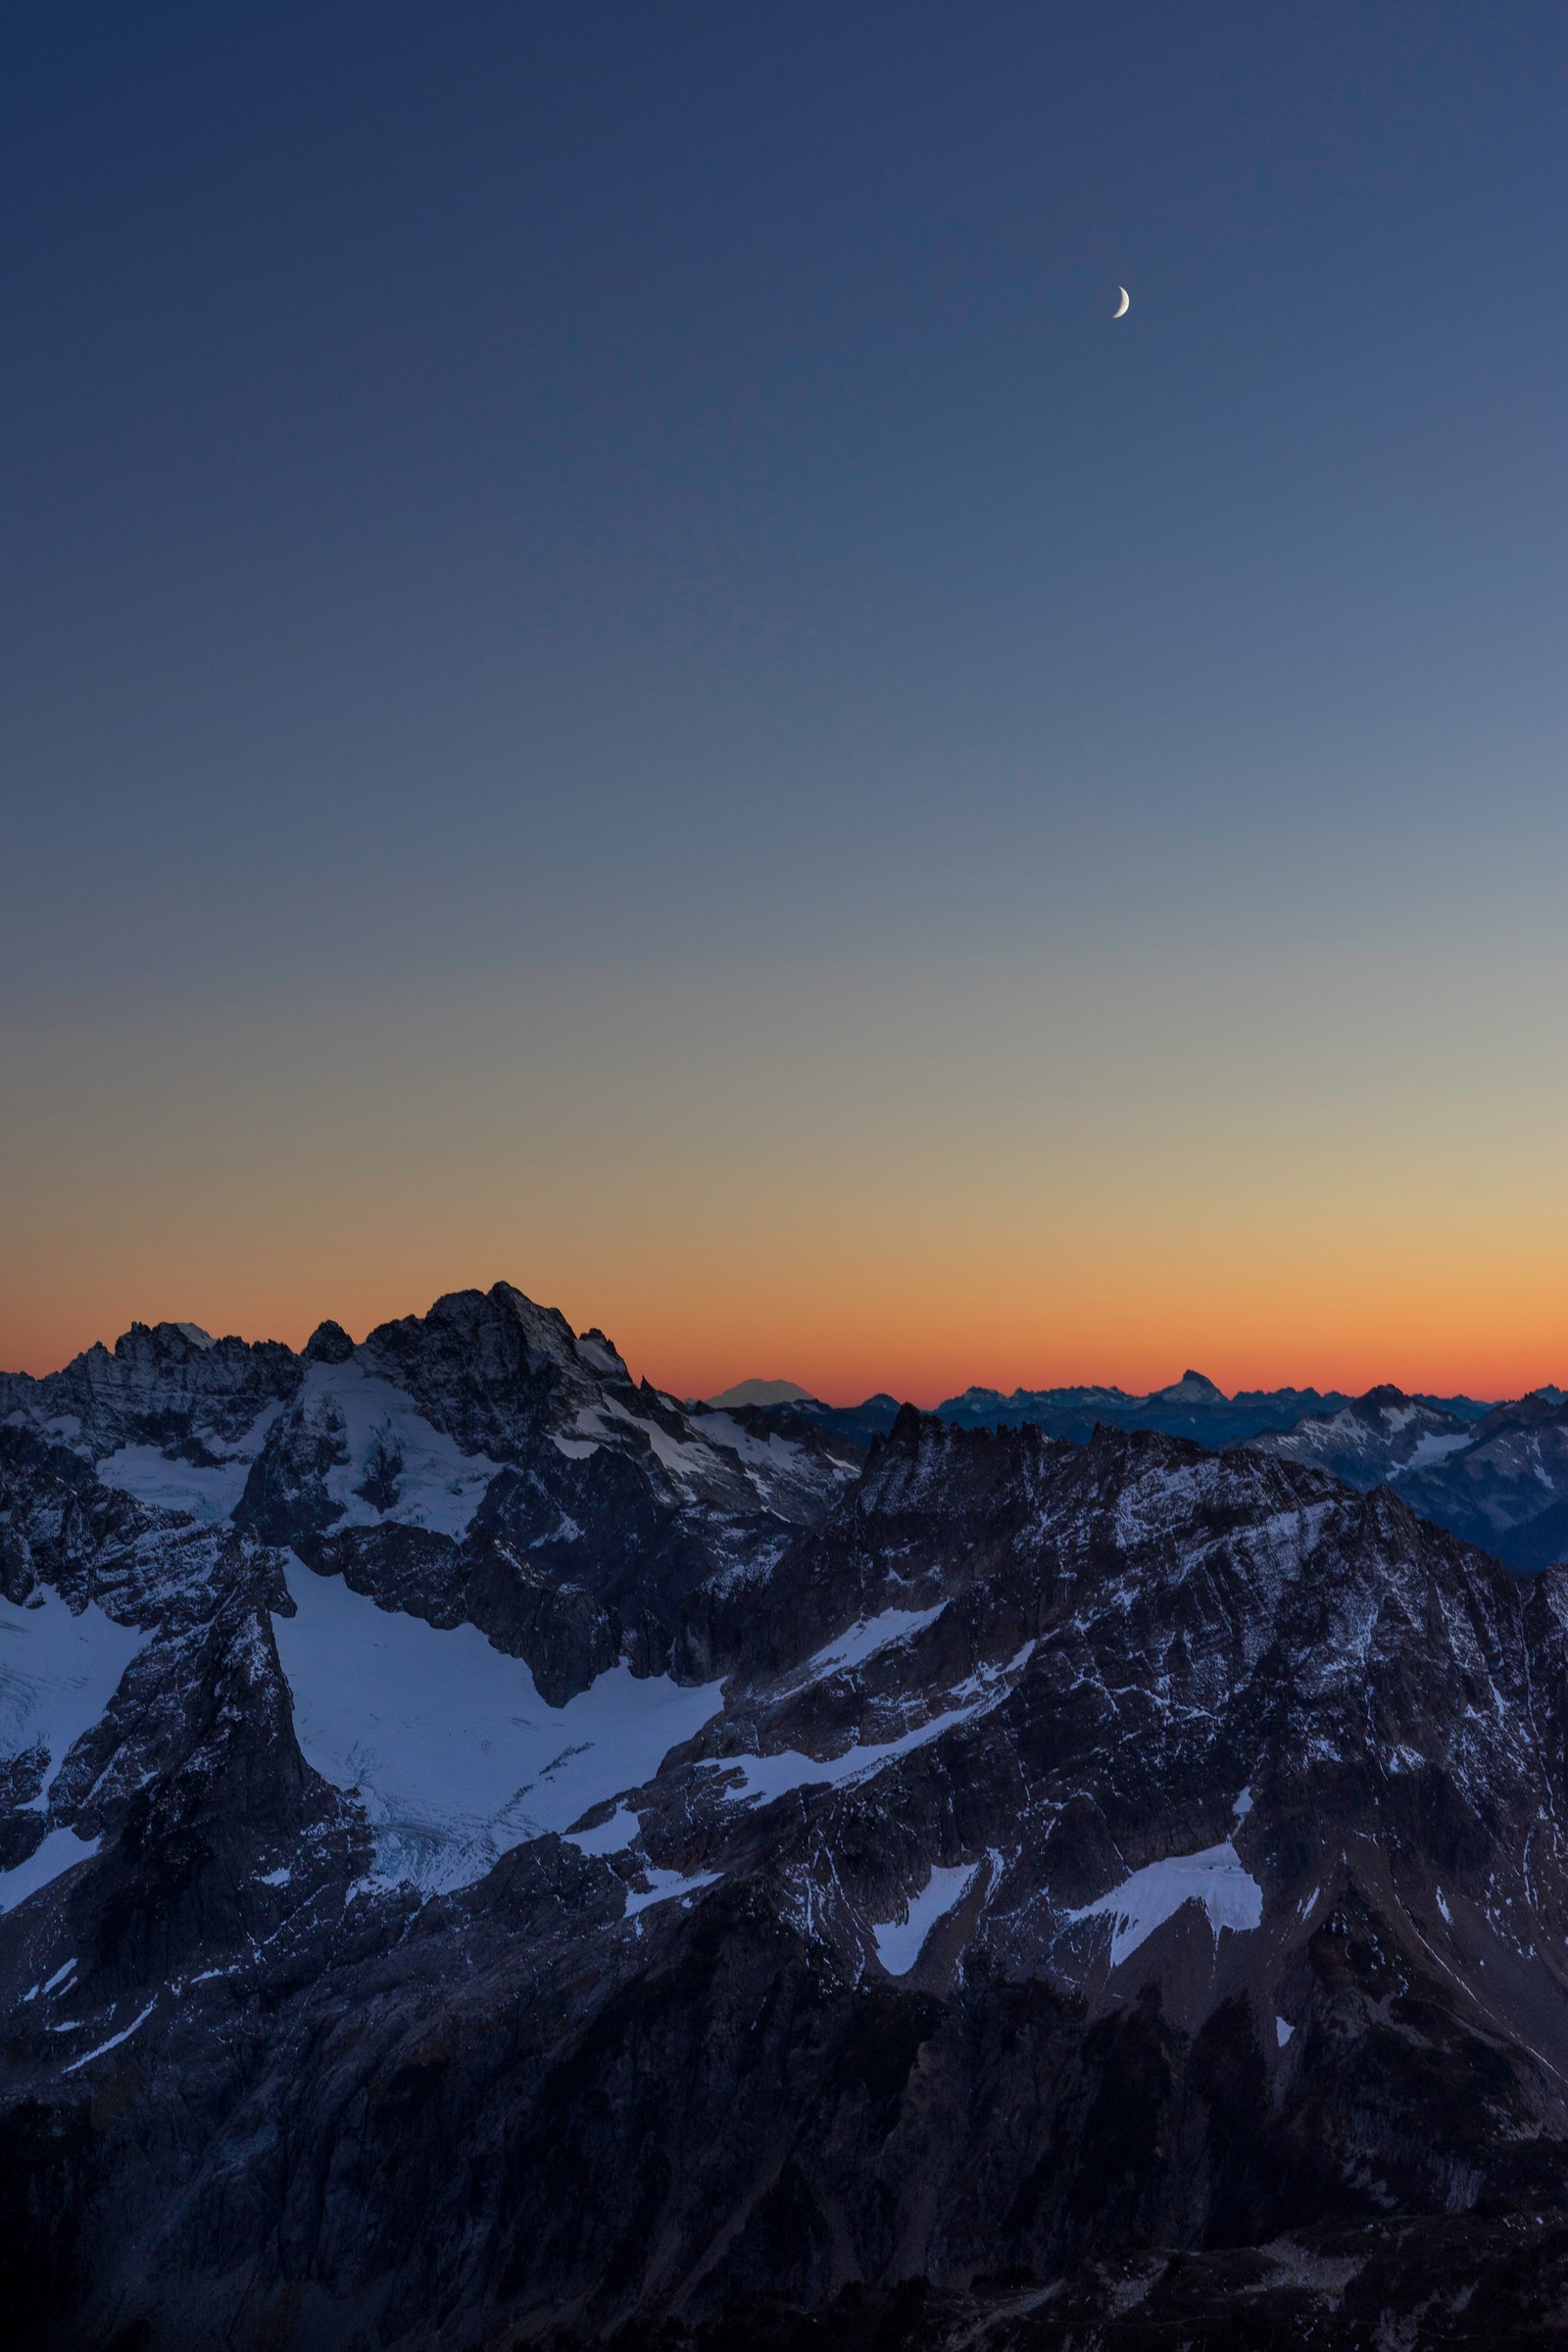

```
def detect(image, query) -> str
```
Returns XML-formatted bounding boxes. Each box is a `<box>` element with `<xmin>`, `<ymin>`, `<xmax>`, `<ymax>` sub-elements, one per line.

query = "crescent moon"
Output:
<box><xmin>1112</xmin><ymin>286</ymin><xmax>1130</xmax><ymax>318</ymax></box>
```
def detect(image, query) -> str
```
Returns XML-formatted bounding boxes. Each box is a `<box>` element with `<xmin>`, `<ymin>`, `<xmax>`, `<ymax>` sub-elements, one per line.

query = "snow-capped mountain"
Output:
<box><xmin>1396</xmin><ymin>1390</ymin><xmax>1568</xmax><ymax>1573</ymax></box>
<box><xmin>1251</xmin><ymin>1385</ymin><xmax>1568</xmax><ymax>1573</ymax></box>
<box><xmin>930</xmin><ymin>1369</ymin><xmax>1494</xmax><ymax>1451</ymax></box>
<box><xmin>2</xmin><ymin>1286</ymin><xmax>861</xmax><ymax>1710</ymax></box>
<box><xmin>1248</xmin><ymin>1382</ymin><xmax>1476</xmax><ymax>1487</ymax></box>
<box><xmin>5</xmin><ymin>1293</ymin><xmax>1568</xmax><ymax>2349</ymax></box>
<box><xmin>703</xmin><ymin>1376</ymin><xmax>816</xmax><ymax>1408</ymax></box>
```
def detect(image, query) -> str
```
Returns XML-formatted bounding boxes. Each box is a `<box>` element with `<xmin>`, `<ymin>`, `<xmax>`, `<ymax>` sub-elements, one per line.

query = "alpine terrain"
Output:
<box><xmin>1250</xmin><ymin>1385</ymin><xmax>1568</xmax><ymax>1572</ymax></box>
<box><xmin>4</xmin><ymin>1285</ymin><xmax>1568</xmax><ymax>2349</ymax></box>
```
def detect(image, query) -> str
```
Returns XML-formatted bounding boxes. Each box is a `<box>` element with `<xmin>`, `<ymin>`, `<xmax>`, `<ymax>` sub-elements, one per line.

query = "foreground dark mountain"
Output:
<box><xmin>5</xmin><ymin>1288</ymin><xmax>1568</xmax><ymax>2350</ymax></box>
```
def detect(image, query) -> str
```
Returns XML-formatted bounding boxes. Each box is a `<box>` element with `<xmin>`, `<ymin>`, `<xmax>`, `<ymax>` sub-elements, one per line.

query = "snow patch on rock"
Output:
<box><xmin>62</xmin><ymin>1996</ymin><xmax>156</xmax><ymax>2074</ymax></box>
<box><xmin>799</xmin><ymin>1602</ymin><xmax>948</xmax><ymax>1684</ymax></box>
<box><xmin>0</xmin><ymin>1589</ymin><xmax>146</xmax><ymax>1807</ymax></box>
<box><xmin>704</xmin><ymin>1647</ymin><xmax>1031</xmax><ymax>1809</ymax></box>
<box><xmin>1395</xmin><ymin>1430</ymin><xmax>1473</xmax><ymax>1477</ymax></box>
<box><xmin>1070</xmin><ymin>1838</ymin><xmax>1263</xmax><ymax>1966</ymax></box>
<box><xmin>873</xmin><ymin>1861</ymin><xmax>980</xmax><ymax>1974</ymax></box>
<box><xmin>273</xmin><ymin>1557</ymin><xmax>723</xmax><ymax>1895</ymax></box>
<box><xmin>624</xmin><ymin>1865</ymin><xmax>722</xmax><ymax>1919</ymax></box>
<box><xmin>0</xmin><ymin>1828</ymin><xmax>101</xmax><ymax>1915</ymax></box>
<box><xmin>565</xmin><ymin>1806</ymin><xmax>642</xmax><ymax>1857</ymax></box>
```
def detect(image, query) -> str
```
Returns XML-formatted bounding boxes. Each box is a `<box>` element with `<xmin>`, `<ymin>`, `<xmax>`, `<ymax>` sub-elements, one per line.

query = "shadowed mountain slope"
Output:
<box><xmin>4</xmin><ymin>1340</ymin><xmax>1568</xmax><ymax>2347</ymax></box>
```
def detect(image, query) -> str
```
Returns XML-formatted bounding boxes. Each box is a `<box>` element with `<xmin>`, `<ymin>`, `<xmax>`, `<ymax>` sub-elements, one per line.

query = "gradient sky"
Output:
<box><xmin>2</xmin><ymin>2</ymin><xmax>1564</xmax><ymax>1400</ymax></box>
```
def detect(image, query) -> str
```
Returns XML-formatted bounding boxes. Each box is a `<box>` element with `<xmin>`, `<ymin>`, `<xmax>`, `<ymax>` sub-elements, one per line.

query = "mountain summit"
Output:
<box><xmin>1152</xmin><ymin>1366</ymin><xmax>1225</xmax><ymax>1398</ymax></box>
<box><xmin>703</xmin><ymin>1375</ymin><xmax>816</xmax><ymax>1408</ymax></box>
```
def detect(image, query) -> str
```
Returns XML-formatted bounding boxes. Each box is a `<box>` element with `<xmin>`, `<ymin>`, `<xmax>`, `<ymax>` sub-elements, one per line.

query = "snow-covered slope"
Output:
<box><xmin>273</xmin><ymin>1555</ymin><xmax>721</xmax><ymax>1895</ymax></box>
<box><xmin>0</xmin><ymin>1587</ymin><xmax>145</xmax><ymax>1825</ymax></box>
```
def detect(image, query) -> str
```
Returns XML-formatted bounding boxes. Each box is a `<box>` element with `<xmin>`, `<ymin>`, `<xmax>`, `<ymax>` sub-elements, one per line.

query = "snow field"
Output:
<box><xmin>1069</xmin><ymin>1838</ymin><xmax>1263</xmax><ymax>1966</ymax></box>
<box><xmin>0</xmin><ymin>1829</ymin><xmax>102</xmax><ymax>1915</ymax></box>
<box><xmin>293</xmin><ymin>1360</ymin><xmax>502</xmax><ymax>1539</ymax></box>
<box><xmin>95</xmin><ymin>1400</ymin><xmax>282</xmax><ymax>1523</ymax></box>
<box><xmin>873</xmin><ymin>1861</ymin><xmax>980</xmax><ymax>1974</ymax></box>
<box><xmin>273</xmin><ymin>1556</ymin><xmax>723</xmax><ymax>1894</ymax></box>
<box><xmin>0</xmin><ymin>1588</ymin><xmax>145</xmax><ymax>1810</ymax></box>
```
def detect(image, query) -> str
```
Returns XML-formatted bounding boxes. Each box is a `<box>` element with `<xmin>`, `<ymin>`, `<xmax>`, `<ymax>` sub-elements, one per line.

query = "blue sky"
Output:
<box><xmin>2</xmin><ymin>3</ymin><xmax>1563</xmax><ymax>1389</ymax></box>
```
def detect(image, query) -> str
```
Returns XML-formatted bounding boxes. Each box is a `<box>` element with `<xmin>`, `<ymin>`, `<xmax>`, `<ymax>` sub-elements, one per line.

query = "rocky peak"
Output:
<box><xmin>351</xmin><ymin>1282</ymin><xmax>610</xmax><ymax>1459</ymax></box>
<box><xmin>0</xmin><ymin>1319</ymin><xmax>303</xmax><ymax>1463</ymax></box>
<box><xmin>1152</xmin><ymin>1367</ymin><xmax>1225</xmax><ymax>1400</ymax></box>
<box><xmin>301</xmin><ymin>1319</ymin><xmax>355</xmax><ymax>1365</ymax></box>
<box><xmin>202</xmin><ymin>1284</ymin><xmax>867</xmax><ymax>1695</ymax></box>
<box><xmin>854</xmin><ymin>1398</ymin><xmax>1002</xmax><ymax>1510</ymax></box>
<box><xmin>1470</xmin><ymin>1390</ymin><xmax>1568</xmax><ymax>1445</ymax></box>
<box><xmin>576</xmin><ymin>1326</ymin><xmax>631</xmax><ymax>1378</ymax></box>
<box><xmin>1356</xmin><ymin>1380</ymin><xmax>1410</xmax><ymax>1412</ymax></box>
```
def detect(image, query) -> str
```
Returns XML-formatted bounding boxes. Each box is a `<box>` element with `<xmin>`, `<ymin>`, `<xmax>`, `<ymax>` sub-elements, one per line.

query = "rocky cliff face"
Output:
<box><xmin>6</xmin><ymin>1316</ymin><xmax>1568</xmax><ymax>2350</ymax></box>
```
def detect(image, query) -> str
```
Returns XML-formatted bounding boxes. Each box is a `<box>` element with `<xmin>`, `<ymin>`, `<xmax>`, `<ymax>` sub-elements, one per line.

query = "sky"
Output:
<box><xmin>1</xmin><ymin>1</ymin><xmax>1564</xmax><ymax>1401</ymax></box>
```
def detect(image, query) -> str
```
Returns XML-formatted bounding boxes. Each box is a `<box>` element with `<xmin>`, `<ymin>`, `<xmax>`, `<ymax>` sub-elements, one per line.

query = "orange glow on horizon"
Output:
<box><xmin>4</xmin><ymin>1243</ymin><xmax>1563</xmax><ymax>1409</ymax></box>
<box><xmin>5</xmin><ymin>947</ymin><xmax>1564</xmax><ymax>1409</ymax></box>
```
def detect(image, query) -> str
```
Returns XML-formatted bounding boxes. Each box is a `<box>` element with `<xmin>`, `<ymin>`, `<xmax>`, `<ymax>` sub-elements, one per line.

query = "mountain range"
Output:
<box><xmin>3</xmin><ymin>1285</ymin><xmax>1568</xmax><ymax>2349</ymax></box>
<box><xmin>708</xmin><ymin>1369</ymin><xmax>1568</xmax><ymax>1573</ymax></box>
<box><xmin>925</xmin><ymin>1367</ymin><xmax>1494</xmax><ymax>1447</ymax></box>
